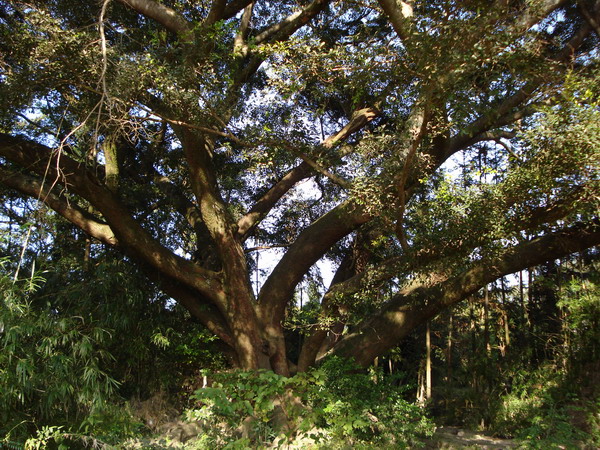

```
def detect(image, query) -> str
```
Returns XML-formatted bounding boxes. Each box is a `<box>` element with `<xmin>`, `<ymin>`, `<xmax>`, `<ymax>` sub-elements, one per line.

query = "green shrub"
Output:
<box><xmin>491</xmin><ymin>366</ymin><xmax>592</xmax><ymax>448</ymax></box>
<box><xmin>0</xmin><ymin>258</ymin><xmax>119</xmax><ymax>442</ymax></box>
<box><xmin>185</xmin><ymin>357</ymin><xmax>435</xmax><ymax>448</ymax></box>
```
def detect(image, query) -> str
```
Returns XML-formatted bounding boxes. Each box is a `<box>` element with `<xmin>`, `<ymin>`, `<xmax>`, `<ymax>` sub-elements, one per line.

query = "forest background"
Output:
<box><xmin>0</xmin><ymin>0</ymin><xmax>599</xmax><ymax>447</ymax></box>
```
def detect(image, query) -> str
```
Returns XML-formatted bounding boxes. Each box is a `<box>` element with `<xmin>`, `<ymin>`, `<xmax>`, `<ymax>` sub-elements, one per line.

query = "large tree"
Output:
<box><xmin>0</xmin><ymin>0</ymin><xmax>598</xmax><ymax>375</ymax></box>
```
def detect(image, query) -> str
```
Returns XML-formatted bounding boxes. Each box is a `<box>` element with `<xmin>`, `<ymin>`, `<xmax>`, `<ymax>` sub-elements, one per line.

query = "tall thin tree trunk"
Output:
<box><xmin>519</xmin><ymin>270</ymin><xmax>530</xmax><ymax>326</ymax></box>
<box><xmin>470</xmin><ymin>299</ymin><xmax>478</xmax><ymax>395</ymax></box>
<box><xmin>500</xmin><ymin>278</ymin><xmax>510</xmax><ymax>356</ymax></box>
<box><xmin>446</xmin><ymin>313</ymin><xmax>453</xmax><ymax>413</ymax></box>
<box><xmin>417</xmin><ymin>360</ymin><xmax>425</xmax><ymax>405</ymax></box>
<box><xmin>484</xmin><ymin>284</ymin><xmax>491</xmax><ymax>355</ymax></box>
<box><xmin>426</xmin><ymin>320</ymin><xmax>432</xmax><ymax>401</ymax></box>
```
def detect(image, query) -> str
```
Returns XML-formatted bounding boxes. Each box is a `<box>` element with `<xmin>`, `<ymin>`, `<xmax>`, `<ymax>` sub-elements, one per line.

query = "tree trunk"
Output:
<box><xmin>425</xmin><ymin>320</ymin><xmax>432</xmax><ymax>401</ymax></box>
<box><xmin>484</xmin><ymin>284</ymin><xmax>491</xmax><ymax>355</ymax></box>
<box><xmin>499</xmin><ymin>278</ymin><xmax>510</xmax><ymax>357</ymax></box>
<box><xmin>446</xmin><ymin>313</ymin><xmax>453</xmax><ymax>411</ymax></box>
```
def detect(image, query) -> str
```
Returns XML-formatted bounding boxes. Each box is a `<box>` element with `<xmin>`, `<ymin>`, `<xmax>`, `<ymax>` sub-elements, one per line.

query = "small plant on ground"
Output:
<box><xmin>184</xmin><ymin>357</ymin><xmax>435</xmax><ymax>448</ymax></box>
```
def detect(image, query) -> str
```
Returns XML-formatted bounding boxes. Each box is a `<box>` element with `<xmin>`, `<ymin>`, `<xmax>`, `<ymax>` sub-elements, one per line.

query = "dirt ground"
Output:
<box><xmin>425</xmin><ymin>426</ymin><xmax>519</xmax><ymax>449</ymax></box>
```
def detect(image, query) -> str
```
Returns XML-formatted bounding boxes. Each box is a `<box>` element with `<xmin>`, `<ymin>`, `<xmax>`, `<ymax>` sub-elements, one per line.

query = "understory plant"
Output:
<box><xmin>490</xmin><ymin>365</ymin><xmax>594</xmax><ymax>448</ymax></box>
<box><xmin>185</xmin><ymin>357</ymin><xmax>435</xmax><ymax>448</ymax></box>
<box><xmin>0</xmin><ymin>258</ymin><xmax>133</xmax><ymax>445</ymax></box>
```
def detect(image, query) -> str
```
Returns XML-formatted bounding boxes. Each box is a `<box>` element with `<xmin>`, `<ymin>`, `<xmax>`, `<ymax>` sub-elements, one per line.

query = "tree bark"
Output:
<box><xmin>328</xmin><ymin>221</ymin><xmax>600</xmax><ymax>366</ymax></box>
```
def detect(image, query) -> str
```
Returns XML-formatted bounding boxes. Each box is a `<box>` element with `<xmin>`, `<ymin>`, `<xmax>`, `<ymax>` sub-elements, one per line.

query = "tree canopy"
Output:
<box><xmin>0</xmin><ymin>0</ymin><xmax>599</xmax><ymax>376</ymax></box>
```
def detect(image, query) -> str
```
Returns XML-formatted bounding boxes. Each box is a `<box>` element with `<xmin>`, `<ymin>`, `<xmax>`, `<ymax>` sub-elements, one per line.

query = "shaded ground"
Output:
<box><xmin>425</xmin><ymin>426</ymin><xmax>519</xmax><ymax>449</ymax></box>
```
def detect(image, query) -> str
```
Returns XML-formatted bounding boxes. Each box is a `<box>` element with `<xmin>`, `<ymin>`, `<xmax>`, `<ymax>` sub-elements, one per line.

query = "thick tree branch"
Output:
<box><xmin>322</xmin><ymin>107</ymin><xmax>380</xmax><ymax>149</ymax></box>
<box><xmin>292</xmin><ymin>149</ymin><xmax>351</xmax><ymax>190</ymax></box>
<box><xmin>329</xmin><ymin>220</ymin><xmax>600</xmax><ymax>366</ymax></box>
<box><xmin>578</xmin><ymin>0</ymin><xmax>600</xmax><ymax>37</ymax></box>
<box><xmin>0</xmin><ymin>133</ymin><xmax>224</xmax><ymax>305</ymax></box>
<box><xmin>253</xmin><ymin>0</ymin><xmax>329</xmax><ymax>45</ymax></box>
<box><xmin>116</xmin><ymin>0</ymin><xmax>191</xmax><ymax>34</ymax></box>
<box><xmin>297</xmin><ymin>246</ymin><xmax>357</xmax><ymax>371</ymax></box>
<box><xmin>516</xmin><ymin>0</ymin><xmax>571</xmax><ymax>30</ymax></box>
<box><xmin>394</xmin><ymin>103</ymin><xmax>429</xmax><ymax>251</ymax></box>
<box><xmin>204</xmin><ymin>0</ymin><xmax>228</xmax><ymax>26</ymax></box>
<box><xmin>443</xmin><ymin>23</ymin><xmax>592</xmax><ymax>161</ymax></box>
<box><xmin>236</xmin><ymin>107</ymin><xmax>379</xmax><ymax>240</ymax></box>
<box><xmin>179</xmin><ymin>131</ymin><xmax>244</xmax><ymax>271</ymax></box>
<box><xmin>320</xmin><ymin>186</ymin><xmax>587</xmax><ymax>317</ymax></box>
<box><xmin>233</xmin><ymin>1</ymin><xmax>254</xmax><ymax>56</ymax></box>
<box><xmin>236</xmin><ymin>163</ymin><xmax>312</xmax><ymax>240</ymax></box>
<box><xmin>257</xmin><ymin>200</ymin><xmax>370</xmax><ymax>351</ymax></box>
<box><xmin>223</xmin><ymin>0</ymin><xmax>255</xmax><ymax>20</ymax></box>
<box><xmin>0</xmin><ymin>168</ymin><xmax>118</xmax><ymax>247</ymax></box>
<box><xmin>377</xmin><ymin>0</ymin><xmax>414</xmax><ymax>41</ymax></box>
<box><xmin>158</xmin><ymin>278</ymin><xmax>235</xmax><ymax>348</ymax></box>
<box><xmin>178</xmin><ymin>130</ymin><xmax>269</xmax><ymax>370</ymax></box>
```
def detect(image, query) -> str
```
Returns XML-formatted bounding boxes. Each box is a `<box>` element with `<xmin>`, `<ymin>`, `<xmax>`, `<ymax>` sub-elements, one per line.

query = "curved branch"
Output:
<box><xmin>0</xmin><ymin>167</ymin><xmax>118</xmax><ymax>247</ymax></box>
<box><xmin>258</xmin><ymin>200</ymin><xmax>370</xmax><ymax>333</ymax></box>
<box><xmin>237</xmin><ymin>163</ymin><xmax>312</xmax><ymax>240</ymax></box>
<box><xmin>204</xmin><ymin>0</ymin><xmax>228</xmax><ymax>26</ymax></box>
<box><xmin>434</xmin><ymin>16</ymin><xmax>593</xmax><ymax>165</ymax></box>
<box><xmin>158</xmin><ymin>278</ymin><xmax>235</xmax><ymax>348</ymax></box>
<box><xmin>377</xmin><ymin>0</ymin><xmax>414</xmax><ymax>41</ymax></box>
<box><xmin>0</xmin><ymin>133</ymin><xmax>224</xmax><ymax>305</ymax></box>
<box><xmin>321</xmin><ymin>186</ymin><xmax>587</xmax><ymax>308</ymax></box>
<box><xmin>297</xmin><ymin>248</ymin><xmax>356</xmax><ymax>371</ymax></box>
<box><xmin>329</xmin><ymin>220</ymin><xmax>600</xmax><ymax>366</ymax></box>
<box><xmin>236</xmin><ymin>107</ymin><xmax>379</xmax><ymax>240</ymax></box>
<box><xmin>116</xmin><ymin>0</ymin><xmax>191</xmax><ymax>34</ymax></box>
<box><xmin>233</xmin><ymin>1</ymin><xmax>254</xmax><ymax>56</ymax></box>
<box><xmin>516</xmin><ymin>0</ymin><xmax>571</xmax><ymax>30</ymax></box>
<box><xmin>253</xmin><ymin>0</ymin><xmax>329</xmax><ymax>45</ymax></box>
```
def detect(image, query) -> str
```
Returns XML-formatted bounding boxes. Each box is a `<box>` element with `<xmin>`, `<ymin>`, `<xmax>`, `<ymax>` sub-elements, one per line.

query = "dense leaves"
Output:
<box><xmin>0</xmin><ymin>0</ymin><xmax>599</xmax><ymax>446</ymax></box>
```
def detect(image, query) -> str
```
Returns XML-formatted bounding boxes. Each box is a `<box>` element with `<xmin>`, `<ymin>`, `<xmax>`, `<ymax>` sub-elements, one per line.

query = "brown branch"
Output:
<box><xmin>116</xmin><ymin>0</ymin><xmax>191</xmax><ymax>34</ymax></box>
<box><xmin>237</xmin><ymin>162</ymin><xmax>313</xmax><ymax>240</ymax></box>
<box><xmin>223</xmin><ymin>0</ymin><xmax>255</xmax><ymax>20</ymax></box>
<box><xmin>245</xmin><ymin>244</ymin><xmax>290</xmax><ymax>253</ymax></box>
<box><xmin>394</xmin><ymin>104</ymin><xmax>429</xmax><ymax>251</ymax></box>
<box><xmin>204</xmin><ymin>0</ymin><xmax>228</xmax><ymax>26</ymax></box>
<box><xmin>297</xmin><ymin>249</ymin><xmax>355</xmax><ymax>371</ymax></box>
<box><xmin>253</xmin><ymin>0</ymin><xmax>329</xmax><ymax>45</ymax></box>
<box><xmin>233</xmin><ymin>1</ymin><xmax>254</xmax><ymax>57</ymax></box>
<box><xmin>0</xmin><ymin>168</ymin><xmax>118</xmax><ymax>247</ymax></box>
<box><xmin>377</xmin><ymin>0</ymin><xmax>414</xmax><ymax>41</ymax></box>
<box><xmin>152</xmin><ymin>174</ymin><xmax>203</xmax><ymax>229</ymax></box>
<box><xmin>236</xmin><ymin>107</ymin><xmax>379</xmax><ymax>240</ymax></box>
<box><xmin>432</xmin><ymin>14</ymin><xmax>592</xmax><ymax>167</ymax></box>
<box><xmin>320</xmin><ymin>188</ymin><xmax>587</xmax><ymax>313</ymax></box>
<box><xmin>257</xmin><ymin>200</ymin><xmax>370</xmax><ymax>350</ymax></box>
<box><xmin>322</xmin><ymin>107</ymin><xmax>380</xmax><ymax>150</ymax></box>
<box><xmin>329</xmin><ymin>220</ymin><xmax>600</xmax><ymax>366</ymax></box>
<box><xmin>130</xmin><ymin>101</ymin><xmax>251</xmax><ymax>146</ymax></box>
<box><xmin>515</xmin><ymin>0</ymin><xmax>571</xmax><ymax>30</ymax></box>
<box><xmin>443</xmin><ymin>22</ymin><xmax>592</xmax><ymax>162</ymax></box>
<box><xmin>292</xmin><ymin>149</ymin><xmax>351</xmax><ymax>190</ymax></box>
<box><xmin>578</xmin><ymin>0</ymin><xmax>600</xmax><ymax>37</ymax></box>
<box><xmin>0</xmin><ymin>133</ymin><xmax>224</xmax><ymax>305</ymax></box>
<box><xmin>158</xmin><ymin>278</ymin><xmax>235</xmax><ymax>348</ymax></box>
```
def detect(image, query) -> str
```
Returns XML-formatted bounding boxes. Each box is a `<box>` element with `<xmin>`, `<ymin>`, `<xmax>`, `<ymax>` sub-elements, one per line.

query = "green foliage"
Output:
<box><xmin>77</xmin><ymin>402</ymin><xmax>145</xmax><ymax>445</ymax></box>
<box><xmin>0</xmin><ymin>1</ymin><xmax>598</xmax><ymax>447</ymax></box>
<box><xmin>0</xmin><ymin>258</ymin><xmax>119</xmax><ymax>441</ymax></box>
<box><xmin>0</xmin><ymin>248</ymin><xmax>223</xmax><ymax>444</ymax></box>
<box><xmin>419</xmin><ymin>254</ymin><xmax>600</xmax><ymax>448</ymax></box>
<box><xmin>491</xmin><ymin>365</ymin><xmax>591</xmax><ymax>448</ymax></box>
<box><xmin>185</xmin><ymin>358</ymin><xmax>434</xmax><ymax>448</ymax></box>
<box><xmin>306</xmin><ymin>357</ymin><xmax>435</xmax><ymax>447</ymax></box>
<box><xmin>24</xmin><ymin>425</ymin><xmax>66</xmax><ymax>450</ymax></box>
<box><xmin>557</xmin><ymin>271</ymin><xmax>600</xmax><ymax>364</ymax></box>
